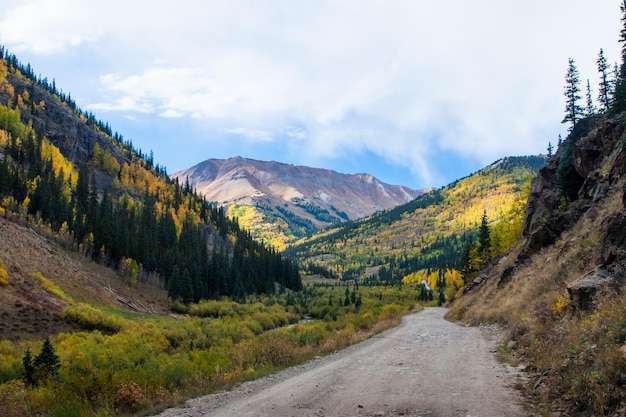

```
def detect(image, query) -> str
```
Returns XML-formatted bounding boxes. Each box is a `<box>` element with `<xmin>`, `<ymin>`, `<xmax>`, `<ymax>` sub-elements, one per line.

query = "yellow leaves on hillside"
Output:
<box><xmin>402</xmin><ymin>268</ymin><xmax>463</xmax><ymax>290</ymax></box>
<box><xmin>0</xmin><ymin>129</ymin><xmax>8</xmax><ymax>147</ymax></box>
<box><xmin>30</xmin><ymin>272</ymin><xmax>73</xmax><ymax>303</ymax></box>
<box><xmin>120</xmin><ymin>257</ymin><xmax>139</xmax><ymax>288</ymax></box>
<box><xmin>228</xmin><ymin>204</ymin><xmax>290</xmax><ymax>251</ymax></box>
<box><xmin>41</xmin><ymin>138</ymin><xmax>76</xmax><ymax>187</ymax></box>
<box><xmin>92</xmin><ymin>143</ymin><xmax>121</xmax><ymax>176</ymax></box>
<box><xmin>117</xmin><ymin>161</ymin><xmax>162</xmax><ymax>196</ymax></box>
<box><xmin>0</xmin><ymin>259</ymin><xmax>9</xmax><ymax>286</ymax></box>
<box><xmin>0</xmin><ymin>60</ymin><xmax>12</xmax><ymax>97</ymax></box>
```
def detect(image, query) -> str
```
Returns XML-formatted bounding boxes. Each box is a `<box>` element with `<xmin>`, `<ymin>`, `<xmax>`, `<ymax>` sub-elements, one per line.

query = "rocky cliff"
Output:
<box><xmin>519</xmin><ymin>115</ymin><xmax>626</xmax><ymax>289</ymax></box>
<box><xmin>450</xmin><ymin>114</ymin><xmax>626</xmax><ymax>414</ymax></box>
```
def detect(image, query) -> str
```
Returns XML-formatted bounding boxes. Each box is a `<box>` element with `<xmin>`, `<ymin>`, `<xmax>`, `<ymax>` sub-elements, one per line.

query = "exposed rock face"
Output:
<box><xmin>173</xmin><ymin>157</ymin><xmax>426</xmax><ymax>233</ymax></box>
<box><xmin>1</xmin><ymin>72</ymin><xmax>128</xmax><ymax>167</ymax></box>
<box><xmin>521</xmin><ymin>116</ymin><xmax>626</xmax><ymax>261</ymax></box>
<box><xmin>499</xmin><ymin>115</ymin><xmax>626</xmax><ymax>308</ymax></box>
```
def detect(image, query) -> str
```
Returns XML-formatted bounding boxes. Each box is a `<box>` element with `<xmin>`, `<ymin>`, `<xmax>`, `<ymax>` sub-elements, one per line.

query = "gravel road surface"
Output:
<box><xmin>155</xmin><ymin>308</ymin><xmax>530</xmax><ymax>417</ymax></box>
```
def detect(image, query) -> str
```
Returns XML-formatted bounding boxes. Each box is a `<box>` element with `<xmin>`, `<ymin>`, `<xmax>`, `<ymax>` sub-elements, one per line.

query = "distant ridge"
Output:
<box><xmin>173</xmin><ymin>157</ymin><xmax>427</xmax><ymax>247</ymax></box>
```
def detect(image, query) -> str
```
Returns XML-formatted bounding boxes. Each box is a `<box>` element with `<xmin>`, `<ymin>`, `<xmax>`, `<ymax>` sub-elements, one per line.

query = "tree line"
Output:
<box><xmin>0</xmin><ymin>54</ymin><xmax>301</xmax><ymax>304</ymax></box>
<box><xmin>556</xmin><ymin>1</ymin><xmax>626</xmax><ymax>203</ymax></box>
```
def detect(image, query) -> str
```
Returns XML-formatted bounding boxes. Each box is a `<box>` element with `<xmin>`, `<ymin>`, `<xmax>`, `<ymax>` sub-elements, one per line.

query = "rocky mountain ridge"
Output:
<box><xmin>173</xmin><ymin>156</ymin><xmax>427</xmax><ymax>246</ymax></box>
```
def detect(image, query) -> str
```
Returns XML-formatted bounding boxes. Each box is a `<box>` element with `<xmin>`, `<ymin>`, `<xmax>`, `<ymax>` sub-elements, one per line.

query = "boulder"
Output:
<box><xmin>567</xmin><ymin>268</ymin><xmax>615</xmax><ymax>310</ymax></box>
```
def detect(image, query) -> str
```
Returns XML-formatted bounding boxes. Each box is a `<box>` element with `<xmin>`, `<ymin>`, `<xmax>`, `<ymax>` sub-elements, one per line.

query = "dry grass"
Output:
<box><xmin>448</xmin><ymin>183</ymin><xmax>626</xmax><ymax>415</ymax></box>
<box><xmin>0</xmin><ymin>217</ymin><xmax>168</xmax><ymax>341</ymax></box>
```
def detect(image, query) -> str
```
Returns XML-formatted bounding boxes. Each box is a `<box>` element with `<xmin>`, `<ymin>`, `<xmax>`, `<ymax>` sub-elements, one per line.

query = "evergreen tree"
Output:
<box><xmin>477</xmin><ymin>210</ymin><xmax>491</xmax><ymax>265</ymax></box>
<box><xmin>585</xmin><ymin>79</ymin><xmax>596</xmax><ymax>116</ymax></box>
<box><xmin>33</xmin><ymin>336</ymin><xmax>60</xmax><ymax>382</ymax></box>
<box><xmin>611</xmin><ymin>0</ymin><xmax>626</xmax><ymax>114</ymax></box>
<box><xmin>438</xmin><ymin>290</ymin><xmax>446</xmax><ymax>307</ymax></box>
<box><xmin>22</xmin><ymin>347</ymin><xmax>35</xmax><ymax>386</ymax></box>
<box><xmin>556</xmin><ymin>137</ymin><xmax>584</xmax><ymax>202</ymax></box>
<box><xmin>562</xmin><ymin>58</ymin><xmax>584</xmax><ymax>131</ymax></box>
<box><xmin>597</xmin><ymin>48</ymin><xmax>612</xmax><ymax>112</ymax></box>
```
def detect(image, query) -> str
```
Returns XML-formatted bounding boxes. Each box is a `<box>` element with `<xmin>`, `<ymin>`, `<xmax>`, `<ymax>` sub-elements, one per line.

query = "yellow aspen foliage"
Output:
<box><xmin>41</xmin><ymin>138</ymin><xmax>77</xmax><ymax>186</ymax></box>
<box><xmin>93</xmin><ymin>143</ymin><xmax>121</xmax><ymax>175</ymax></box>
<box><xmin>444</xmin><ymin>269</ymin><xmax>464</xmax><ymax>288</ymax></box>
<box><xmin>30</xmin><ymin>272</ymin><xmax>73</xmax><ymax>303</ymax></box>
<box><xmin>120</xmin><ymin>257</ymin><xmax>139</xmax><ymax>288</ymax></box>
<box><xmin>0</xmin><ymin>129</ymin><xmax>9</xmax><ymax>146</ymax></box>
<box><xmin>402</xmin><ymin>268</ymin><xmax>463</xmax><ymax>291</ymax></box>
<box><xmin>0</xmin><ymin>60</ymin><xmax>6</xmax><ymax>83</ymax></box>
<box><xmin>423</xmin><ymin>271</ymin><xmax>435</xmax><ymax>289</ymax></box>
<box><xmin>0</xmin><ymin>60</ymin><xmax>12</xmax><ymax>96</ymax></box>
<box><xmin>168</xmin><ymin>206</ymin><xmax>181</xmax><ymax>236</ymax></box>
<box><xmin>0</xmin><ymin>259</ymin><xmax>9</xmax><ymax>286</ymax></box>
<box><xmin>402</xmin><ymin>270</ymin><xmax>428</xmax><ymax>285</ymax></box>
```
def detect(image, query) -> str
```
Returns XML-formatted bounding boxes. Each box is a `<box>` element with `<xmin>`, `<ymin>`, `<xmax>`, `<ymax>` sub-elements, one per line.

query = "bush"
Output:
<box><xmin>0</xmin><ymin>259</ymin><xmax>9</xmax><ymax>286</ymax></box>
<box><xmin>62</xmin><ymin>304</ymin><xmax>124</xmax><ymax>333</ymax></box>
<box><xmin>30</xmin><ymin>272</ymin><xmax>73</xmax><ymax>303</ymax></box>
<box><xmin>113</xmin><ymin>382</ymin><xmax>146</xmax><ymax>412</ymax></box>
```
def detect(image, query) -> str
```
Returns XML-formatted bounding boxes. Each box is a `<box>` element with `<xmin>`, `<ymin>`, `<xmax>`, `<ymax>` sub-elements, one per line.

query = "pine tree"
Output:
<box><xmin>562</xmin><ymin>58</ymin><xmax>584</xmax><ymax>131</ymax></box>
<box><xmin>22</xmin><ymin>347</ymin><xmax>35</xmax><ymax>386</ymax></box>
<box><xmin>612</xmin><ymin>0</ymin><xmax>626</xmax><ymax>114</ymax></box>
<box><xmin>477</xmin><ymin>210</ymin><xmax>491</xmax><ymax>265</ymax></box>
<box><xmin>438</xmin><ymin>290</ymin><xmax>446</xmax><ymax>306</ymax></box>
<box><xmin>547</xmin><ymin>142</ymin><xmax>554</xmax><ymax>157</ymax></box>
<box><xmin>355</xmin><ymin>294</ymin><xmax>362</xmax><ymax>308</ymax></box>
<box><xmin>33</xmin><ymin>336</ymin><xmax>60</xmax><ymax>382</ymax></box>
<box><xmin>597</xmin><ymin>48</ymin><xmax>612</xmax><ymax>112</ymax></box>
<box><xmin>586</xmin><ymin>79</ymin><xmax>596</xmax><ymax>116</ymax></box>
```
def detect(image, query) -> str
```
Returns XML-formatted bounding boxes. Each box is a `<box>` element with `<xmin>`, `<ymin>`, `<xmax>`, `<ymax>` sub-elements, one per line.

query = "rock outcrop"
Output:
<box><xmin>511</xmin><ymin>115</ymin><xmax>626</xmax><ymax>303</ymax></box>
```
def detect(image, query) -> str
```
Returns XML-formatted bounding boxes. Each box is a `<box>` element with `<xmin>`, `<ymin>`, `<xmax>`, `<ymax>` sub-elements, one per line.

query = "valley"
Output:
<box><xmin>155</xmin><ymin>308</ymin><xmax>527</xmax><ymax>417</ymax></box>
<box><xmin>3</xmin><ymin>2</ymin><xmax>626</xmax><ymax>415</ymax></box>
<box><xmin>173</xmin><ymin>157</ymin><xmax>426</xmax><ymax>249</ymax></box>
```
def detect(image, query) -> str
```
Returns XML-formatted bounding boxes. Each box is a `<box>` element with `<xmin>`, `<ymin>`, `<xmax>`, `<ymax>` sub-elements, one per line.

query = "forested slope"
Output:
<box><xmin>0</xmin><ymin>46</ymin><xmax>301</xmax><ymax>305</ymax></box>
<box><xmin>285</xmin><ymin>156</ymin><xmax>546</xmax><ymax>297</ymax></box>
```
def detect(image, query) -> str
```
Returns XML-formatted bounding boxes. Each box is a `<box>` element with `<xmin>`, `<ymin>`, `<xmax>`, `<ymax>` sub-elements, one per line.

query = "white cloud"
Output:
<box><xmin>0</xmin><ymin>0</ymin><xmax>623</xmax><ymax>186</ymax></box>
<box><xmin>0</xmin><ymin>0</ymin><xmax>106</xmax><ymax>53</ymax></box>
<box><xmin>227</xmin><ymin>128</ymin><xmax>273</xmax><ymax>142</ymax></box>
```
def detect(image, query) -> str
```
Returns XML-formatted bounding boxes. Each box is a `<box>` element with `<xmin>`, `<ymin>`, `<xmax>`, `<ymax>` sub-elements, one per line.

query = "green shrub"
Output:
<box><xmin>31</xmin><ymin>272</ymin><xmax>73</xmax><ymax>303</ymax></box>
<box><xmin>62</xmin><ymin>304</ymin><xmax>124</xmax><ymax>333</ymax></box>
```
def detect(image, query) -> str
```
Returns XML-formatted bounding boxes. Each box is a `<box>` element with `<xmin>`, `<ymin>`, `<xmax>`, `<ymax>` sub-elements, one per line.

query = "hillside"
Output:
<box><xmin>0</xmin><ymin>217</ymin><xmax>168</xmax><ymax>341</ymax></box>
<box><xmin>173</xmin><ymin>157</ymin><xmax>426</xmax><ymax>249</ymax></box>
<box><xmin>285</xmin><ymin>156</ymin><xmax>546</xmax><ymax>287</ymax></box>
<box><xmin>0</xmin><ymin>48</ymin><xmax>301</xmax><ymax>306</ymax></box>
<box><xmin>449</xmin><ymin>115</ymin><xmax>626</xmax><ymax>414</ymax></box>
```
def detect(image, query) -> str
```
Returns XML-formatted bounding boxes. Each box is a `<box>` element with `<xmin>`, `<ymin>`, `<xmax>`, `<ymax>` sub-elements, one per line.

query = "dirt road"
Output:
<box><xmin>155</xmin><ymin>308</ymin><xmax>530</xmax><ymax>417</ymax></box>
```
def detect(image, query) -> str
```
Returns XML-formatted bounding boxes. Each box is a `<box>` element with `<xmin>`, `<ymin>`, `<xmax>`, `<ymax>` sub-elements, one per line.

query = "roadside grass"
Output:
<box><xmin>0</xmin><ymin>284</ymin><xmax>423</xmax><ymax>417</ymax></box>
<box><xmin>447</xmin><ymin>190</ymin><xmax>626</xmax><ymax>415</ymax></box>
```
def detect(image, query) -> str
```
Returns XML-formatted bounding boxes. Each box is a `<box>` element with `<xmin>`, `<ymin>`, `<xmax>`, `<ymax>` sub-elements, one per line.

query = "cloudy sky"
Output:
<box><xmin>0</xmin><ymin>1</ymin><xmax>622</xmax><ymax>189</ymax></box>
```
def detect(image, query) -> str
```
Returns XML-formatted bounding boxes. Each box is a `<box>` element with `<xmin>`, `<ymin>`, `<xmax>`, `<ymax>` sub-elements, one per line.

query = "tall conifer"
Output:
<box><xmin>610</xmin><ymin>1</ymin><xmax>626</xmax><ymax>114</ymax></box>
<box><xmin>562</xmin><ymin>58</ymin><xmax>584</xmax><ymax>131</ymax></box>
<box><xmin>597</xmin><ymin>48</ymin><xmax>612</xmax><ymax>112</ymax></box>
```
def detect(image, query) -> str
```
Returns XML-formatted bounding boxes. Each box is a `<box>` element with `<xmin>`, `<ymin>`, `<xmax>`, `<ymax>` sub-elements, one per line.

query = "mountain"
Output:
<box><xmin>0</xmin><ymin>47</ymin><xmax>301</xmax><ymax>308</ymax></box>
<box><xmin>285</xmin><ymin>155</ymin><xmax>546</xmax><ymax>285</ymax></box>
<box><xmin>172</xmin><ymin>157</ymin><xmax>427</xmax><ymax>248</ymax></box>
<box><xmin>449</xmin><ymin>115</ymin><xmax>626</xmax><ymax>415</ymax></box>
